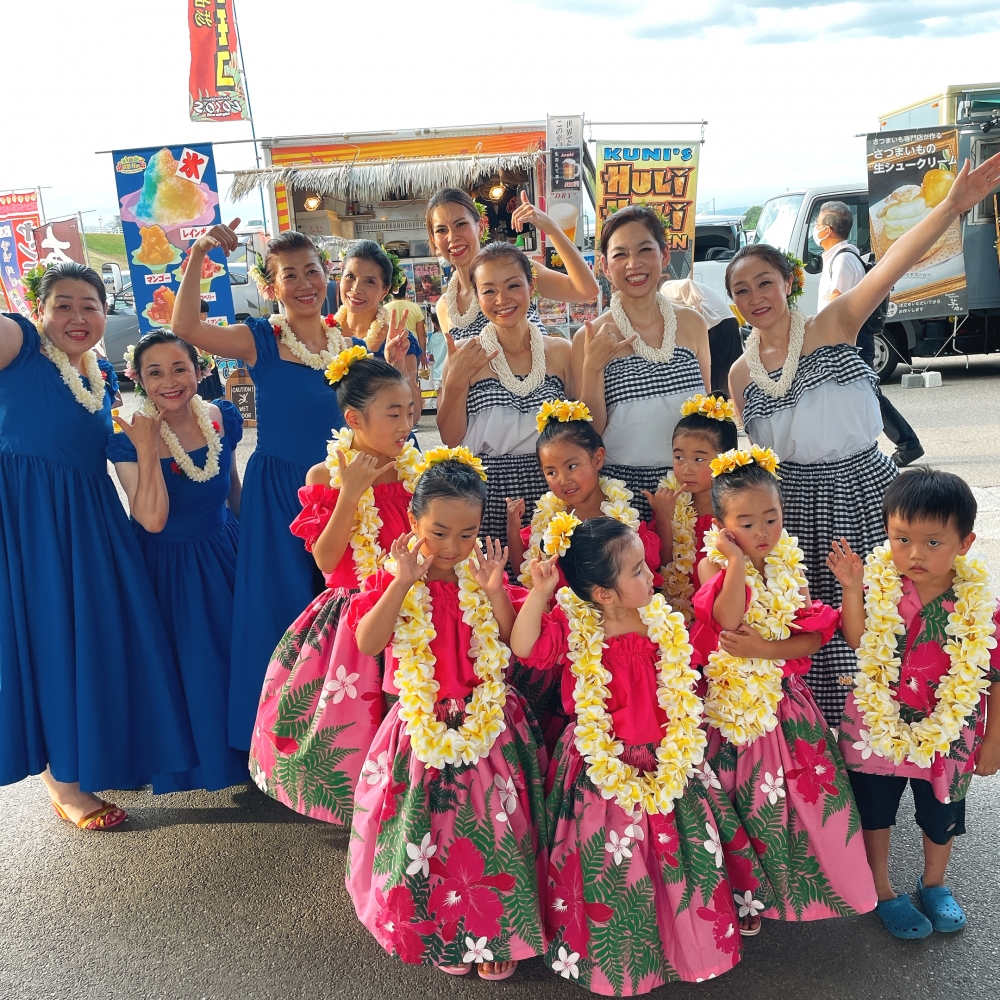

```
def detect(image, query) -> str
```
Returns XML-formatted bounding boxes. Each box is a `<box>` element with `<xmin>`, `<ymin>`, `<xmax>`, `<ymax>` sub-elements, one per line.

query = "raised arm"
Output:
<box><xmin>112</xmin><ymin>410</ymin><xmax>169</xmax><ymax>532</ymax></box>
<box><xmin>0</xmin><ymin>313</ymin><xmax>24</xmax><ymax>372</ymax></box>
<box><xmin>711</xmin><ymin>532</ymin><xmax>749</xmax><ymax>631</ymax></box>
<box><xmin>815</xmin><ymin>152</ymin><xmax>1000</xmax><ymax>344</ymax></box>
<box><xmin>510</xmin><ymin>557</ymin><xmax>560</xmax><ymax>659</ymax></box>
<box><xmin>511</xmin><ymin>194</ymin><xmax>600</xmax><ymax>304</ymax></box>
<box><xmin>171</xmin><ymin>218</ymin><xmax>256</xmax><ymax>363</ymax></box>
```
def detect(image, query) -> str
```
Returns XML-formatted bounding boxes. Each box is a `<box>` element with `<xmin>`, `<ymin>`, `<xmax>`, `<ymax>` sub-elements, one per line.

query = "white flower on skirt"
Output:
<box><xmin>623</xmin><ymin>809</ymin><xmax>645</xmax><ymax>842</ymax></box>
<box><xmin>852</xmin><ymin>729</ymin><xmax>881</xmax><ymax>760</ymax></box>
<box><xmin>697</xmin><ymin>762</ymin><xmax>722</xmax><ymax>790</ymax></box>
<box><xmin>760</xmin><ymin>767</ymin><xmax>786</xmax><ymax>805</ymax></box>
<box><xmin>324</xmin><ymin>664</ymin><xmax>360</xmax><ymax>704</ymax></box>
<box><xmin>360</xmin><ymin>751</ymin><xmax>389</xmax><ymax>786</ymax></box>
<box><xmin>405</xmin><ymin>832</ymin><xmax>437</xmax><ymax>878</ymax></box>
<box><xmin>551</xmin><ymin>946</ymin><xmax>580</xmax><ymax>979</ymax></box>
<box><xmin>495</xmin><ymin>774</ymin><xmax>518</xmax><ymax>823</ymax></box>
<box><xmin>605</xmin><ymin>830</ymin><xmax>632</xmax><ymax>866</ymax></box>
<box><xmin>703</xmin><ymin>823</ymin><xmax>724</xmax><ymax>868</ymax></box>
<box><xmin>734</xmin><ymin>890</ymin><xmax>765</xmax><ymax>919</ymax></box>
<box><xmin>463</xmin><ymin>936</ymin><xmax>493</xmax><ymax>963</ymax></box>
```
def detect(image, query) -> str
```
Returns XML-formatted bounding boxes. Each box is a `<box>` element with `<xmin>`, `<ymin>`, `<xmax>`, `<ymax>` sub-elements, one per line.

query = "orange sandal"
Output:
<box><xmin>52</xmin><ymin>799</ymin><xmax>128</xmax><ymax>831</ymax></box>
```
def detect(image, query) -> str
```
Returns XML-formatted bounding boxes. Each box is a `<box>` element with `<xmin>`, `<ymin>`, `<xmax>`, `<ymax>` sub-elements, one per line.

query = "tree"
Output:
<box><xmin>743</xmin><ymin>205</ymin><xmax>763</xmax><ymax>231</ymax></box>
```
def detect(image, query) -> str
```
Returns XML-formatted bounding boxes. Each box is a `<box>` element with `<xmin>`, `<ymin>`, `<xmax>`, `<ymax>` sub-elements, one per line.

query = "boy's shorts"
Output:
<box><xmin>848</xmin><ymin>770</ymin><xmax>966</xmax><ymax>845</ymax></box>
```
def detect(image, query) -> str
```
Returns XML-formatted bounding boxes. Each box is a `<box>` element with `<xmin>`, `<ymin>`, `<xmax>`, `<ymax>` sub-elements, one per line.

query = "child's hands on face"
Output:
<box><xmin>718</xmin><ymin>624</ymin><xmax>770</xmax><ymax>659</ymax></box>
<box><xmin>827</xmin><ymin>538</ymin><xmax>864</xmax><ymax>592</ymax></box>
<box><xmin>643</xmin><ymin>483</ymin><xmax>685</xmax><ymax>524</ymax></box>
<box><xmin>390</xmin><ymin>531</ymin><xmax>434</xmax><ymax>587</ymax></box>
<box><xmin>530</xmin><ymin>555</ymin><xmax>561</xmax><ymax>599</ymax></box>
<box><xmin>469</xmin><ymin>537</ymin><xmax>509</xmax><ymax>595</ymax></box>
<box><xmin>715</xmin><ymin>529</ymin><xmax>744</xmax><ymax>562</ymax></box>
<box><xmin>505</xmin><ymin>496</ymin><xmax>525</xmax><ymax>527</ymax></box>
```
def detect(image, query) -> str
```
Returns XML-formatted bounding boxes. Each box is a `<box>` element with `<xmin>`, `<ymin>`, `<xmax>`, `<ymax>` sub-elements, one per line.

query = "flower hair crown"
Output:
<box><xmin>476</xmin><ymin>201</ymin><xmax>491</xmax><ymax>246</ymax></box>
<box><xmin>710</xmin><ymin>445</ymin><xmax>781</xmax><ymax>479</ymax></box>
<box><xmin>680</xmin><ymin>394</ymin><xmax>735</xmax><ymax>423</ymax></box>
<box><xmin>21</xmin><ymin>263</ymin><xmax>48</xmax><ymax>320</ymax></box>
<box><xmin>416</xmin><ymin>445</ymin><xmax>488</xmax><ymax>482</ymax></box>
<box><xmin>784</xmin><ymin>251</ymin><xmax>806</xmax><ymax>304</ymax></box>
<box><xmin>248</xmin><ymin>241</ymin><xmax>335</xmax><ymax>300</ymax></box>
<box><xmin>535</xmin><ymin>399</ymin><xmax>593</xmax><ymax>434</ymax></box>
<box><xmin>544</xmin><ymin>510</ymin><xmax>582</xmax><ymax>558</ymax></box>
<box><xmin>124</xmin><ymin>340</ymin><xmax>216</xmax><ymax>396</ymax></box>
<box><xmin>325</xmin><ymin>344</ymin><xmax>371</xmax><ymax>386</ymax></box>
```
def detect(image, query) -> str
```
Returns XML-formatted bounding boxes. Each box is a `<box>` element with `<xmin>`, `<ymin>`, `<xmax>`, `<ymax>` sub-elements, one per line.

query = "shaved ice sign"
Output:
<box><xmin>112</xmin><ymin>142</ymin><xmax>235</xmax><ymax>335</ymax></box>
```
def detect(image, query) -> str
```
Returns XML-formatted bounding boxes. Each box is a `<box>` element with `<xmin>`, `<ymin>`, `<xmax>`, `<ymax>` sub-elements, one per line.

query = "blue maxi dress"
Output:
<box><xmin>107</xmin><ymin>399</ymin><xmax>248</xmax><ymax>792</ymax></box>
<box><xmin>228</xmin><ymin>317</ymin><xmax>359</xmax><ymax>750</ymax></box>
<box><xmin>0</xmin><ymin>314</ymin><xmax>196</xmax><ymax>791</ymax></box>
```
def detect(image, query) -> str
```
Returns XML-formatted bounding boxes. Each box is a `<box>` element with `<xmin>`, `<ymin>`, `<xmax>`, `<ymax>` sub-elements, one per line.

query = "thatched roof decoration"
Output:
<box><xmin>227</xmin><ymin>151</ymin><xmax>542</xmax><ymax>203</ymax></box>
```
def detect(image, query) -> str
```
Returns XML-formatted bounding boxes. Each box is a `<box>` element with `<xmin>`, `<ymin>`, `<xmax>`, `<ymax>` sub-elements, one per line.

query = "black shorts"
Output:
<box><xmin>848</xmin><ymin>770</ymin><xmax>966</xmax><ymax>845</ymax></box>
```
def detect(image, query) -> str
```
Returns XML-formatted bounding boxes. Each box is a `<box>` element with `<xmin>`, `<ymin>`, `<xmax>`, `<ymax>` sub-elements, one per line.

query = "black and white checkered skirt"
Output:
<box><xmin>479</xmin><ymin>453</ymin><xmax>549</xmax><ymax>549</ymax></box>
<box><xmin>779</xmin><ymin>444</ymin><xmax>898</xmax><ymax>725</ymax></box>
<box><xmin>601</xmin><ymin>462</ymin><xmax>671</xmax><ymax>523</ymax></box>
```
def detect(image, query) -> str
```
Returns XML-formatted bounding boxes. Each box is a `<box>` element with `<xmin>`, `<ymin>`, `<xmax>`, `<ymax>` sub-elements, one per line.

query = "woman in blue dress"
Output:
<box><xmin>109</xmin><ymin>331</ymin><xmax>247</xmax><ymax>792</ymax></box>
<box><xmin>0</xmin><ymin>263</ymin><xmax>195</xmax><ymax>829</ymax></box>
<box><xmin>172</xmin><ymin>223</ymin><xmax>410</xmax><ymax>751</ymax></box>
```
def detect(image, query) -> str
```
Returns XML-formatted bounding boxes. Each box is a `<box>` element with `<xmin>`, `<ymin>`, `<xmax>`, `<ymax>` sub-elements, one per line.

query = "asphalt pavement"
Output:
<box><xmin>3</xmin><ymin>355</ymin><xmax>1000</xmax><ymax>1000</ymax></box>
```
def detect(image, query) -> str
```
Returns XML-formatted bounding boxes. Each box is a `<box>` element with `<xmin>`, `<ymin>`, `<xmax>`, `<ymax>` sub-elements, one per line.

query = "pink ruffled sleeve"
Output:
<box><xmin>690</xmin><ymin>571</ymin><xmax>754</xmax><ymax>668</ymax></box>
<box><xmin>289</xmin><ymin>484</ymin><xmax>339</xmax><ymax>552</ymax></box>
<box><xmin>344</xmin><ymin>569</ymin><xmax>395</xmax><ymax>637</ymax></box>
<box><xmin>792</xmin><ymin>600</ymin><xmax>840</xmax><ymax>644</ymax></box>
<box><xmin>637</xmin><ymin>519</ymin><xmax>663</xmax><ymax>588</ymax></box>
<box><xmin>521</xmin><ymin>604</ymin><xmax>571</xmax><ymax>671</ymax></box>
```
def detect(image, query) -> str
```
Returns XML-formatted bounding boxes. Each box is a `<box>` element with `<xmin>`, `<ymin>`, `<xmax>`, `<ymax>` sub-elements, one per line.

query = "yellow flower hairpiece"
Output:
<box><xmin>325</xmin><ymin>344</ymin><xmax>371</xmax><ymax>386</ymax></box>
<box><xmin>543</xmin><ymin>510</ymin><xmax>582</xmax><ymax>558</ymax></box>
<box><xmin>535</xmin><ymin>399</ymin><xmax>593</xmax><ymax>434</ymax></box>
<box><xmin>680</xmin><ymin>394</ymin><xmax>735</xmax><ymax>423</ymax></box>
<box><xmin>710</xmin><ymin>446</ymin><xmax>781</xmax><ymax>479</ymax></box>
<box><xmin>417</xmin><ymin>445</ymin><xmax>488</xmax><ymax>482</ymax></box>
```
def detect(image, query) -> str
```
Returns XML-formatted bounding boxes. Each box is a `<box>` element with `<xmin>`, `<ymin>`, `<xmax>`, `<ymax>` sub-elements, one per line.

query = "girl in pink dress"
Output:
<box><xmin>506</xmin><ymin>400</ymin><xmax>671</xmax><ymax>751</ymax></box>
<box><xmin>691</xmin><ymin>447</ymin><xmax>876</xmax><ymax>932</ymax></box>
<box><xmin>513</xmin><ymin>517</ymin><xmax>769</xmax><ymax>995</ymax></box>
<box><xmin>660</xmin><ymin>394</ymin><xmax>739</xmax><ymax>620</ymax></box>
<box><xmin>346</xmin><ymin>453</ymin><xmax>546</xmax><ymax>982</ymax></box>
<box><xmin>249</xmin><ymin>352</ymin><xmax>418</xmax><ymax>823</ymax></box>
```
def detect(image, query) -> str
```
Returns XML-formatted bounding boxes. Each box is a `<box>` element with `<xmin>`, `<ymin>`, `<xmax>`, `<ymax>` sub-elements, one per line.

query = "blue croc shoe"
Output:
<box><xmin>875</xmin><ymin>895</ymin><xmax>933</xmax><ymax>939</ymax></box>
<box><xmin>918</xmin><ymin>877</ymin><xmax>967</xmax><ymax>933</ymax></box>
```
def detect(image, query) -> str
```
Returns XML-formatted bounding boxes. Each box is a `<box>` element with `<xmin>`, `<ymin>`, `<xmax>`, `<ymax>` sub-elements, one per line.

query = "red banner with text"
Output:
<box><xmin>188</xmin><ymin>0</ymin><xmax>249</xmax><ymax>122</ymax></box>
<box><xmin>0</xmin><ymin>189</ymin><xmax>42</xmax><ymax>316</ymax></box>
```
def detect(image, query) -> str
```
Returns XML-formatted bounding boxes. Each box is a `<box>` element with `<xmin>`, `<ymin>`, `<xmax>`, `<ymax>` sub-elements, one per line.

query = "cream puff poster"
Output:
<box><xmin>112</xmin><ymin>143</ymin><xmax>236</xmax><ymax>334</ymax></box>
<box><xmin>866</xmin><ymin>127</ymin><xmax>966</xmax><ymax>319</ymax></box>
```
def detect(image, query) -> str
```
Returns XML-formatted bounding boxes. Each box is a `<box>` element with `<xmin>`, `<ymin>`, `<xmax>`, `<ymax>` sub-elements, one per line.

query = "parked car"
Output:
<box><xmin>101</xmin><ymin>283</ymin><xmax>139</xmax><ymax>375</ymax></box>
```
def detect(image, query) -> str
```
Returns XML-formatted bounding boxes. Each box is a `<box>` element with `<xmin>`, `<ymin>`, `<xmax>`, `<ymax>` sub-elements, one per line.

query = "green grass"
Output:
<box><xmin>83</xmin><ymin>233</ymin><xmax>128</xmax><ymax>270</ymax></box>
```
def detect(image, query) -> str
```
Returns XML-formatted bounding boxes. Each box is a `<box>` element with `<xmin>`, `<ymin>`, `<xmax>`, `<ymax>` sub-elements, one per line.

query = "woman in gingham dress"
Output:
<box><xmin>575</xmin><ymin>205</ymin><xmax>710</xmax><ymax>521</ymax></box>
<box><xmin>426</xmin><ymin>187</ymin><xmax>598</xmax><ymax>342</ymax></box>
<box><xmin>724</xmin><ymin>146</ymin><xmax>1000</xmax><ymax>724</ymax></box>
<box><xmin>437</xmin><ymin>242</ymin><xmax>573</xmax><ymax>544</ymax></box>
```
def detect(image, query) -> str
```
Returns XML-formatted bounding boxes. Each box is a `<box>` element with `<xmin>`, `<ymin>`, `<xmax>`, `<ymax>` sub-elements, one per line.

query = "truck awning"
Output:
<box><xmin>225</xmin><ymin>150</ymin><xmax>543</xmax><ymax>203</ymax></box>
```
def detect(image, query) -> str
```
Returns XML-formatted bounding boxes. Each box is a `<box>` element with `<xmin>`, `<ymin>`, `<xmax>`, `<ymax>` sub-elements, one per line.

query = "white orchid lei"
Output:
<box><xmin>518</xmin><ymin>476</ymin><xmax>640</xmax><ymax>587</ymax></box>
<box><xmin>139</xmin><ymin>394</ymin><xmax>223</xmax><ymax>483</ymax></box>
<box><xmin>391</xmin><ymin>555</ymin><xmax>509</xmax><ymax>769</ymax></box>
<box><xmin>657</xmin><ymin>471</ymin><xmax>697</xmax><ymax>620</ymax></box>
<box><xmin>853</xmin><ymin>544</ymin><xmax>997</xmax><ymax>769</ymax></box>
<box><xmin>269</xmin><ymin>312</ymin><xmax>349</xmax><ymax>369</ymax></box>
<box><xmin>702</xmin><ymin>524</ymin><xmax>807</xmax><ymax>745</ymax></box>
<box><xmin>40</xmin><ymin>337</ymin><xmax>106</xmax><ymax>413</ymax></box>
<box><xmin>323</xmin><ymin>427</ymin><xmax>422</xmax><ymax>580</ymax></box>
<box><xmin>559</xmin><ymin>588</ymin><xmax>706</xmax><ymax>814</ymax></box>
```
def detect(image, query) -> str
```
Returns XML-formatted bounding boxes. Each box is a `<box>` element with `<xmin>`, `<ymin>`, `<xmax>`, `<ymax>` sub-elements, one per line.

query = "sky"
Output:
<box><xmin>2</xmin><ymin>0</ymin><xmax>998</xmax><ymax>226</ymax></box>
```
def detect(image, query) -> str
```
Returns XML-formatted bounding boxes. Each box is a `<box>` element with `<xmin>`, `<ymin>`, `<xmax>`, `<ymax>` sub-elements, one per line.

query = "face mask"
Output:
<box><xmin>813</xmin><ymin>226</ymin><xmax>828</xmax><ymax>245</ymax></box>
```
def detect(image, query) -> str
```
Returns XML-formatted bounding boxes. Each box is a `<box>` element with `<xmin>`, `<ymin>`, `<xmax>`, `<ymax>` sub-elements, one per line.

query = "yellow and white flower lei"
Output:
<box><xmin>334</xmin><ymin>304</ymin><xmax>389</xmax><ymax>351</ymax></box>
<box><xmin>270</xmin><ymin>313</ymin><xmax>349</xmax><ymax>369</ymax></box>
<box><xmin>324</xmin><ymin>427</ymin><xmax>422</xmax><ymax>580</ymax></box>
<box><xmin>657</xmin><ymin>471</ymin><xmax>697</xmax><ymax>620</ymax></box>
<box><xmin>392</xmin><ymin>556</ymin><xmax>509</xmax><ymax>769</ymax></box>
<box><xmin>140</xmin><ymin>394</ymin><xmax>223</xmax><ymax>482</ymax></box>
<box><xmin>40</xmin><ymin>337</ymin><xmax>105</xmax><ymax>413</ymax></box>
<box><xmin>559</xmin><ymin>588</ymin><xmax>706</xmax><ymax>814</ymax></box>
<box><xmin>702</xmin><ymin>525</ymin><xmax>807</xmax><ymax>745</ymax></box>
<box><xmin>518</xmin><ymin>477</ymin><xmax>640</xmax><ymax>586</ymax></box>
<box><xmin>853</xmin><ymin>544</ymin><xmax>997</xmax><ymax>769</ymax></box>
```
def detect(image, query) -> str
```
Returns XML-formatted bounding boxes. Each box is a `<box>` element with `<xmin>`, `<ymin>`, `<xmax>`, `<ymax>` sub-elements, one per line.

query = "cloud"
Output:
<box><xmin>625</xmin><ymin>1</ymin><xmax>998</xmax><ymax>43</ymax></box>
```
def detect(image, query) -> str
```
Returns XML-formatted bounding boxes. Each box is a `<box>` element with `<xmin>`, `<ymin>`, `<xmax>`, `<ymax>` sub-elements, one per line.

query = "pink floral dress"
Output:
<box><xmin>523</xmin><ymin>606</ymin><xmax>772</xmax><ymax>994</ymax></box>
<box><xmin>840</xmin><ymin>578</ymin><xmax>1000</xmax><ymax>803</ymax></box>
<box><xmin>248</xmin><ymin>480</ymin><xmax>411</xmax><ymax>824</ymax></box>
<box><xmin>691</xmin><ymin>573</ymin><xmax>877</xmax><ymax>921</ymax></box>
<box><xmin>345</xmin><ymin>571</ymin><xmax>548</xmax><ymax>970</ymax></box>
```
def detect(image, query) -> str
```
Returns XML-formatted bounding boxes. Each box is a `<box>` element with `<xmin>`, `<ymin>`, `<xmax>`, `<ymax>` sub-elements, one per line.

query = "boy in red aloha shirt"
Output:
<box><xmin>829</xmin><ymin>467</ymin><xmax>1000</xmax><ymax>941</ymax></box>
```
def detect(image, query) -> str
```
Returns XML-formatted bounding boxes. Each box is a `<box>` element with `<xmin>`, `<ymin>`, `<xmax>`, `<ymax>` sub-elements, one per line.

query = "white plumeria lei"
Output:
<box><xmin>334</xmin><ymin>304</ymin><xmax>389</xmax><ymax>351</ymax></box>
<box><xmin>853</xmin><ymin>543</ymin><xmax>997</xmax><ymax>769</ymax></box>
<box><xmin>323</xmin><ymin>427</ymin><xmax>422</xmax><ymax>581</ymax></box>
<box><xmin>391</xmin><ymin>555</ymin><xmax>509</xmax><ymax>769</ymax></box>
<box><xmin>657</xmin><ymin>471</ymin><xmax>697</xmax><ymax>620</ymax></box>
<box><xmin>702</xmin><ymin>524</ymin><xmax>807</xmax><ymax>745</ymax></box>
<box><xmin>140</xmin><ymin>394</ymin><xmax>222</xmax><ymax>483</ymax></box>
<box><xmin>559</xmin><ymin>588</ymin><xmax>706</xmax><ymax>814</ymax></box>
<box><xmin>40</xmin><ymin>337</ymin><xmax>106</xmax><ymax>413</ymax></box>
<box><xmin>518</xmin><ymin>476</ymin><xmax>640</xmax><ymax>587</ymax></box>
<box><xmin>269</xmin><ymin>313</ymin><xmax>349</xmax><ymax>369</ymax></box>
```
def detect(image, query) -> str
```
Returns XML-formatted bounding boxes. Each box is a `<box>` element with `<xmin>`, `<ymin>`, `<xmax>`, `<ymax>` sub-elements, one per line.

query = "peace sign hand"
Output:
<box><xmin>384</xmin><ymin>311</ymin><xmax>411</xmax><ymax>369</ymax></box>
<box><xmin>390</xmin><ymin>531</ymin><xmax>433</xmax><ymax>588</ymax></box>
<box><xmin>113</xmin><ymin>408</ymin><xmax>163</xmax><ymax>457</ymax></box>
<box><xmin>194</xmin><ymin>217</ymin><xmax>241</xmax><ymax>257</ymax></box>
<box><xmin>335</xmin><ymin>449</ymin><xmax>396</xmax><ymax>499</ymax></box>
<box><xmin>582</xmin><ymin>318</ymin><xmax>636</xmax><ymax>371</ymax></box>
